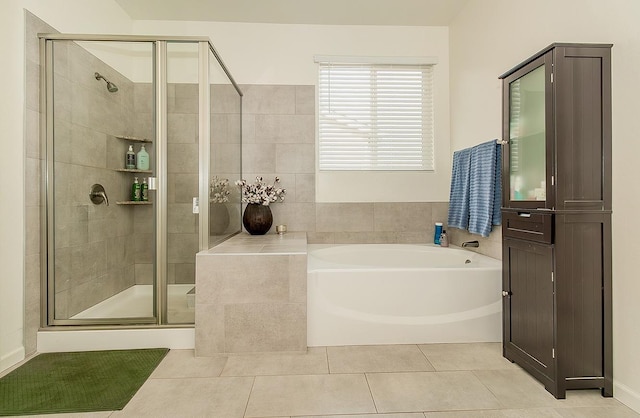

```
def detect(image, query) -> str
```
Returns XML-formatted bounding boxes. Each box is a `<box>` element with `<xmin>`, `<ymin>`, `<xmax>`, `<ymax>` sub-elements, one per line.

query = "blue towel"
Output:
<box><xmin>447</xmin><ymin>148</ymin><xmax>472</xmax><ymax>230</ymax></box>
<box><xmin>468</xmin><ymin>140</ymin><xmax>502</xmax><ymax>237</ymax></box>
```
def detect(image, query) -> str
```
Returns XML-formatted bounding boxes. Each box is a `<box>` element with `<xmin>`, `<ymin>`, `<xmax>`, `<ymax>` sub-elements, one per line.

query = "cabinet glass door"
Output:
<box><xmin>508</xmin><ymin>64</ymin><xmax>546</xmax><ymax>202</ymax></box>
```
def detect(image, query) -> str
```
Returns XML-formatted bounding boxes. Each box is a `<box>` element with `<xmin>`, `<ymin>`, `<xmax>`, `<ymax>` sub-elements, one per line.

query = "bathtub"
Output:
<box><xmin>307</xmin><ymin>244</ymin><xmax>502</xmax><ymax>346</ymax></box>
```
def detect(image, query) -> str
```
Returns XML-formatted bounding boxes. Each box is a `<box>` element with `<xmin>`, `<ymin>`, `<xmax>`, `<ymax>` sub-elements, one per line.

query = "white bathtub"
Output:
<box><xmin>307</xmin><ymin>244</ymin><xmax>502</xmax><ymax>346</ymax></box>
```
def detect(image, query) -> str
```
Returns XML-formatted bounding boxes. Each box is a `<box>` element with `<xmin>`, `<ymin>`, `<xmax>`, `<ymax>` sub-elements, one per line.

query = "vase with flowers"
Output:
<box><xmin>209</xmin><ymin>176</ymin><xmax>230</xmax><ymax>235</ymax></box>
<box><xmin>235</xmin><ymin>176</ymin><xmax>286</xmax><ymax>235</ymax></box>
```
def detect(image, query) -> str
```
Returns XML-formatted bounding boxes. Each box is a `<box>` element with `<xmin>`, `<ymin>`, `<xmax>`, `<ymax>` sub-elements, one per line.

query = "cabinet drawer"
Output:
<box><xmin>502</xmin><ymin>211</ymin><xmax>553</xmax><ymax>244</ymax></box>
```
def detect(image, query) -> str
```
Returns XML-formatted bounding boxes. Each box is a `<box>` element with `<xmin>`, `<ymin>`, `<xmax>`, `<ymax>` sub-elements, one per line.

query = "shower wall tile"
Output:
<box><xmin>210</xmin><ymin>84</ymin><xmax>242</xmax><ymax>114</ymax></box>
<box><xmin>25</xmin><ymin>109</ymin><xmax>40</xmax><ymax>159</ymax></box>
<box><xmin>211</xmin><ymin>114</ymin><xmax>242</xmax><ymax>144</ymax></box>
<box><xmin>167</xmin><ymin>143</ymin><xmax>199</xmax><ymax>174</ymax></box>
<box><xmin>242</xmin><ymin>144</ymin><xmax>277</xmax><ymax>173</ymax></box>
<box><xmin>275</xmin><ymin>144</ymin><xmax>315</xmax><ymax>174</ymax></box>
<box><xmin>134</xmin><ymin>83</ymin><xmax>153</xmax><ymax>114</ymax></box>
<box><xmin>172</xmin><ymin>83</ymin><xmax>199</xmax><ymax>114</ymax></box>
<box><xmin>254</xmin><ymin>115</ymin><xmax>315</xmax><ymax>143</ymax></box>
<box><xmin>135</xmin><ymin>233</ymin><xmax>154</xmax><ymax>263</ymax></box>
<box><xmin>173</xmin><ymin>174</ymin><xmax>199</xmax><ymax>204</ymax></box>
<box><xmin>133</xmin><ymin>113</ymin><xmax>153</xmax><ymax>139</ymax></box>
<box><xmin>25</xmin><ymin>158</ymin><xmax>41</xmax><ymax>208</ymax></box>
<box><xmin>295</xmin><ymin>85</ymin><xmax>315</xmax><ymax>115</ymax></box>
<box><xmin>25</xmin><ymin>60</ymin><xmax>40</xmax><ymax>113</ymax></box>
<box><xmin>168</xmin><ymin>204</ymin><xmax>197</xmax><ymax>234</ymax></box>
<box><xmin>212</xmin><ymin>143</ymin><xmax>242</xmax><ymax>174</ymax></box>
<box><xmin>316</xmin><ymin>203</ymin><xmax>375</xmax><ymax>232</ymax></box>
<box><xmin>241</xmin><ymin>85</ymin><xmax>296</xmax><ymax>115</ymax></box>
<box><xmin>168</xmin><ymin>113</ymin><xmax>198</xmax><ymax>143</ymax></box>
<box><xmin>174</xmin><ymin>263</ymin><xmax>195</xmax><ymax>284</ymax></box>
<box><xmin>168</xmin><ymin>233</ymin><xmax>199</xmax><ymax>264</ymax></box>
<box><xmin>295</xmin><ymin>174</ymin><xmax>315</xmax><ymax>203</ymax></box>
<box><xmin>70</xmin><ymin>83</ymin><xmax>90</xmax><ymax>127</ymax></box>
<box><xmin>25</xmin><ymin>206</ymin><xmax>41</xmax><ymax>257</ymax></box>
<box><xmin>71</xmin><ymin>126</ymin><xmax>107</xmax><ymax>168</ymax></box>
<box><xmin>241</xmin><ymin>114</ymin><xmax>256</xmax><ymax>143</ymax></box>
<box><xmin>135</xmin><ymin>263</ymin><xmax>153</xmax><ymax>285</ymax></box>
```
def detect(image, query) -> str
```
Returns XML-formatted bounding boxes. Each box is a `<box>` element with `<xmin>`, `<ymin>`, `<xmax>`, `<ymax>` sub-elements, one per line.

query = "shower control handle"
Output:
<box><xmin>89</xmin><ymin>184</ymin><xmax>110</xmax><ymax>206</ymax></box>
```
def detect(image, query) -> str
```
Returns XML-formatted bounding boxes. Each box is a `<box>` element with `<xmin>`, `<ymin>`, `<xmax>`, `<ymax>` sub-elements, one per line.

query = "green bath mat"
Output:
<box><xmin>0</xmin><ymin>348</ymin><xmax>169</xmax><ymax>416</ymax></box>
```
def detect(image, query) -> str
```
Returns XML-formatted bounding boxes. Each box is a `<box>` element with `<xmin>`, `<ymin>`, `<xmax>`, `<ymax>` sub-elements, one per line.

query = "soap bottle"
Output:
<box><xmin>137</xmin><ymin>144</ymin><xmax>149</xmax><ymax>170</ymax></box>
<box><xmin>131</xmin><ymin>177</ymin><xmax>141</xmax><ymax>201</ymax></box>
<box><xmin>439</xmin><ymin>230</ymin><xmax>449</xmax><ymax>247</ymax></box>
<box><xmin>434</xmin><ymin>222</ymin><xmax>443</xmax><ymax>244</ymax></box>
<box><xmin>141</xmin><ymin>177</ymin><xmax>149</xmax><ymax>202</ymax></box>
<box><xmin>125</xmin><ymin>145</ymin><xmax>136</xmax><ymax>169</ymax></box>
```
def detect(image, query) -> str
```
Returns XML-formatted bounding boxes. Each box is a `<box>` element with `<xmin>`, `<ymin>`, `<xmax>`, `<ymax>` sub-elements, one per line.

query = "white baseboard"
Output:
<box><xmin>37</xmin><ymin>328</ymin><xmax>195</xmax><ymax>353</ymax></box>
<box><xmin>0</xmin><ymin>346</ymin><xmax>25</xmax><ymax>373</ymax></box>
<box><xmin>615</xmin><ymin>380</ymin><xmax>640</xmax><ymax>414</ymax></box>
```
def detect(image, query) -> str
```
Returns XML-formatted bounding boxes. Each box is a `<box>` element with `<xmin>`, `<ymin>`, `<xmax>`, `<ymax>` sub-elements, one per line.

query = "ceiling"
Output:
<box><xmin>114</xmin><ymin>0</ymin><xmax>470</xmax><ymax>26</ymax></box>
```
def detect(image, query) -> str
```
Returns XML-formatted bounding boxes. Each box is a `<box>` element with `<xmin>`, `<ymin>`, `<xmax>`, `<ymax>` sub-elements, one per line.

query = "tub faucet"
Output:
<box><xmin>462</xmin><ymin>240</ymin><xmax>479</xmax><ymax>248</ymax></box>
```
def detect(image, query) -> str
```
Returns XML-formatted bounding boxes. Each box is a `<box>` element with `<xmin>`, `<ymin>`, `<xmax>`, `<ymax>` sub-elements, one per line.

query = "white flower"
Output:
<box><xmin>209</xmin><ymin>177</ymin><xmax>230</xmax><ymax>203</ymax></box>
<box><xmin>235</xmin><ymin>176</ymin><xmax>286</xmax><ymax>206</ymax></box>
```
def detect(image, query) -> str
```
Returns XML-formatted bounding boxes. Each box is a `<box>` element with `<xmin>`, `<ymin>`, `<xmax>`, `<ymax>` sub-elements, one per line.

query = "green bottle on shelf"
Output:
<box><xmin>141</xmin><ymin>177</ymin><xmax>149</xmax><ymax>202</ymax></box>
<box><xmin>132</xmin><ymin>177</ymin><xmax>141</xmax><ymax>202</ymax></box>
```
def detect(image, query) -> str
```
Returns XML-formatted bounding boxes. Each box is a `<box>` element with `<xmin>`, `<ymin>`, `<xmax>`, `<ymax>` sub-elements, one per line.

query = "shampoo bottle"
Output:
<box><xmin>137</xmin><ymin>144</ymin><xmax>149</xmax><ymax>170</ymax></box>
<box><xmin>434</xmin><ymin>222</ymin><xmax>443</xmax><ymax>245</ymax></box>
<box><xmin>141</xmin><ymin>177</ymin><xmax>149</xmax><ymax>201</ymax></box>
<box><xmin>126</xmin><ymin>145</ymin><xmax>136</xmax><ymax>169</ymax></box>
<box><xmin>440</xmin><ymin>230</ymin><xmax>449</xmax><ymax>247</ymax></box>
<box><xmin>131</xmin><ymin>177</ymin><xmax>141</xmax><ymax>201</ymax></box>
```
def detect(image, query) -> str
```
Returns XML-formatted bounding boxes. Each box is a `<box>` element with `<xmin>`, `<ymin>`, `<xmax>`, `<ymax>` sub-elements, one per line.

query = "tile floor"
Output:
<box><xmin>19</xmin><ymin>343</ymin><xmax>640</xmax><ymax>417</ymax></box>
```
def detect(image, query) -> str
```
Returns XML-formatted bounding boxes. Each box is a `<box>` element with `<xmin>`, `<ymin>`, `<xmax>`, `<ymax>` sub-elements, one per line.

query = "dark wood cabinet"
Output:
<box><xmin>499</xmin><ymin>43</ymin><xmax>612</xmax><ymax>399</ymax></box>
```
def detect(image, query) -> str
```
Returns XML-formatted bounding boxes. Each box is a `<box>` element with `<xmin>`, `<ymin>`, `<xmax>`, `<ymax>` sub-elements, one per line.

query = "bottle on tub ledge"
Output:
<box><xmin>439</xmin><ymin>230</ymin><xmax>449</xmax><ymax>247</ymax></box>
<box><xmin>434</xmin><ymin>222</ymin><xmax>443</xmax><ymax>245</ymax></box>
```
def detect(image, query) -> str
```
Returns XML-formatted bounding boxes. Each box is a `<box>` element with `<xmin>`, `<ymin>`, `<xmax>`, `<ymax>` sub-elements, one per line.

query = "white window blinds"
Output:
<box><xmin>318</xmin><ymin>61</ymin><xmax>435</xmax><ymax>171</ymax></box>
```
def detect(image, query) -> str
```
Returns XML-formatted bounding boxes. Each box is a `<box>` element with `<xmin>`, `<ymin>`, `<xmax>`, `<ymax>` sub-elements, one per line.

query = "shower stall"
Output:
<box><xmin>39</xmin><ymin>34</ymin><xmax>242</xmax><ymax>327</ymax></box>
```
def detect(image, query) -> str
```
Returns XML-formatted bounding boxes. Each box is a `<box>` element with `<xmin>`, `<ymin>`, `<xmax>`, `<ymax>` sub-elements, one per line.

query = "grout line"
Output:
<box><xmin>364</xmin><ymin>372</ymin><xmax>380</xmax><ymax>414</ymax></box>
<box><xmin>217</xmin><ymin>355</ymin><xmax>231</xmax><ymax>377</ymax></box>
<box><xmin>242</xmin><ymin>376</ymin><xmax>257</xmax><ymax>418</ymax></box>
<box><xmin>416</xmin><ymin>344</ymin><xmax>438</xmax><ymax>372</ymax></box>
<box><xmin>325</xmin><ymin>346</ymin><xmax>332</xmax><ymax>374</ymax></box>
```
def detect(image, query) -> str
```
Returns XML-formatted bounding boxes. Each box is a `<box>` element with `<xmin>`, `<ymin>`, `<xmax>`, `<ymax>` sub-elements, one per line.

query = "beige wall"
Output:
<box><xmin>449</xmin><ymin>0</ymin><xmax>640</xmax><ymax>411</ymax></box>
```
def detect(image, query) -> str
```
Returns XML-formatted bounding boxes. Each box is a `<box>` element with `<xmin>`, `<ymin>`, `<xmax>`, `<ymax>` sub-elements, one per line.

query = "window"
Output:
<box><xmin>317</xmin><ymin>59</ymin><xmax>435</xmax><ymax>171</ymax></box>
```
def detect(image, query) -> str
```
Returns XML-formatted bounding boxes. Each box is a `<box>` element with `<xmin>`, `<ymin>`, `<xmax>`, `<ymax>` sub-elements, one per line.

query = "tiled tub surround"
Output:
<box><xmin>241</xmin><ymin>84</ymin><xmax>501</xmax><ymax>260</ymax></box>
<box><xmin>195</xmin><ymin>232</ymin><xmax>307</xmax><ymax>355</ymax></box>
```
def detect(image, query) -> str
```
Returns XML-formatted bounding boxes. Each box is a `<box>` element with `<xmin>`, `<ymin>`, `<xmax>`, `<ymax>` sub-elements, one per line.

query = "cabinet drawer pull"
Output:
<box><xmin>517</xmin><ymin>212</ymin><xmax>531</xmax><ymax>218</ymax></box>
<box><xmin>502</xmin><ymin>291</ymin><xmax>512</xmax><ymax>297</ymax></box>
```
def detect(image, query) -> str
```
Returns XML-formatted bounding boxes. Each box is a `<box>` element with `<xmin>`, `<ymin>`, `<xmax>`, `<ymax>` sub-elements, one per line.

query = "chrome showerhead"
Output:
<box><xmin>94</xmin><ymin>72</ymin><xmax>118</xmax><ymax>93</ymax></box>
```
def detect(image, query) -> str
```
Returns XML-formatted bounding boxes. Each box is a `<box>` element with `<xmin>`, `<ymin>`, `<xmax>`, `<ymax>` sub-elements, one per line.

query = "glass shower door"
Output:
<box><xmin>47</xmin><ymin>39</ymin><xmax>157</xmax><ymax>324</ymax></box>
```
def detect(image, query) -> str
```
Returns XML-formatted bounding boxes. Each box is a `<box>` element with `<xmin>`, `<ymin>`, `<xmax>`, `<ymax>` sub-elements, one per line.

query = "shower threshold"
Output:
<box><xmin>70</xmin><ymin>284</ymin><xmax>194</xmax><ymax>323</ymax></box>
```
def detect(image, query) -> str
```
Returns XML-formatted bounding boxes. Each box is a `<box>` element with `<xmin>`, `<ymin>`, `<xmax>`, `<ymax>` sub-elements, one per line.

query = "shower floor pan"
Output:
<box><xmin>70</xmin><ymin>284</ymin><xmax>195</xmax><ymax>323</ymax></box>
